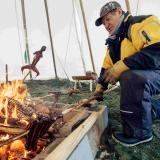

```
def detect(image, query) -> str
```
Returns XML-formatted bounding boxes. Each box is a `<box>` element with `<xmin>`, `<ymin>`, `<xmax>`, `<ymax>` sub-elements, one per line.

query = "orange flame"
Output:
<box><xmin>0</xmin><ymin>80</ymin><xmax>28</xmax><ymax>121</ymax></box>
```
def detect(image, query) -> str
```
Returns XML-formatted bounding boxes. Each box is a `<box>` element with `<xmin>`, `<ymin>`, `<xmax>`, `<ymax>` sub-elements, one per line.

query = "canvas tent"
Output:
<box><xmin>0</xmin><ymin>0</ymin><xmax>160</xmax><ymax>81</ymax></box>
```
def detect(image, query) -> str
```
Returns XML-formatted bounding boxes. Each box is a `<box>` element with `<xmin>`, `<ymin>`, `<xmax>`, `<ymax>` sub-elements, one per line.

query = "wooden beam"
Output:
<box><xmin>125</xmin><ymin>0</ymin><xmax>131</xmax><ymax>13</ymax></box>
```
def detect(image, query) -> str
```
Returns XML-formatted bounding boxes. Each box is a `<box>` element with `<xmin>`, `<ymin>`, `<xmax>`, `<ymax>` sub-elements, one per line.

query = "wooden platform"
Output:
<box><xmin>72</xmin><ymin>75</ymin><xmax>97</xmax><ymax>91</ymax></box>
<box><xmin>34</xmin><ymin>105</ymin><xmax>108</xmax><ymax>160</ymax></box>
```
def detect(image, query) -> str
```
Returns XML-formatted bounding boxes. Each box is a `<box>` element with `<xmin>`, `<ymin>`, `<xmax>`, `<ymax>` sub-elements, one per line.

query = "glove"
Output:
<box><xmin>104</xmin><ymin>68</ymin><xmax>118</xmax><ymax>85</ymax></box>
<box><xmin>94</xmin><ymin>92</ymin><xmax>103</xmax><ymax>102</ymax></box>
<box><xmin>105</xmin><ymin>60</ymin><xmax>129</xmax><ymax>85</ymax></box>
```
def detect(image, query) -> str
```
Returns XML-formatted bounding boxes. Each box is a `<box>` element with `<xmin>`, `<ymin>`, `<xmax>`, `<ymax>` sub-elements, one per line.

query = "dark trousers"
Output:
<box><xmin>119</xmin><ymin>70</ymin><xmax>160</xmax><ymax>139</ymax></box>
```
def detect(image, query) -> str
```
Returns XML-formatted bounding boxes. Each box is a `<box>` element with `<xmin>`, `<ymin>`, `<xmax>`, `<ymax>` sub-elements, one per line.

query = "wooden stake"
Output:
<box><xmin>5</xmin><ymin>64</ymin><xmax>8</xmax><ymax>83</ymax></box>
<box><xmin>23</xmin><ymin>70</ymin><xmax>31</xmax><ymax>81</ymax></box>
<box><xmin>125</xmin><ymin>0</ymin><xmax>131</xmax><ymax>13</ymax></box>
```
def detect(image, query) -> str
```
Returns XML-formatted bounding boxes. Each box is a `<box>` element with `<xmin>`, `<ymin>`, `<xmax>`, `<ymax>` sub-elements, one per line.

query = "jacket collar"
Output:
<box><xmin>105</xmin><ymin>11</ymin><xmax>132</xmax><ymax>45</ymax></box>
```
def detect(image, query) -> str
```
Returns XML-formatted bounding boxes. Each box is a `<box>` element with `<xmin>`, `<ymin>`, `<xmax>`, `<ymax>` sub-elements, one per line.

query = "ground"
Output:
<box><xmin>26</xmin><ymin>79</ymin><xmax>160</xmax><ymax>160</ymax></box>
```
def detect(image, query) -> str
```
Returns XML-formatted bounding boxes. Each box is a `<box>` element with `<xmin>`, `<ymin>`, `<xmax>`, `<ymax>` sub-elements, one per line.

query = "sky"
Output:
<box><xmin>0</xmin><ymin>0</ymin><xmax>160</xmax><ymax>81</ymax></box>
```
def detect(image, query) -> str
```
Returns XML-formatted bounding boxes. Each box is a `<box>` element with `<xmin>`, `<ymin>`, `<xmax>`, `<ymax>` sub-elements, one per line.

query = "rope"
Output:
<box><xmin>136</xmin><ymin>0</ymin><xmax>140</xmax><ymax>15</ymax></box>
<box><xmin>64</xmin><ymin>9</ymin><xmax>74</xmax><ymax>67</ymax></box>
<box><xmin>72</xmin><ymin>0</ymin><xmax>86</xmax><ymax>74</ymax></box>
<box><xmin>14</xmin><ymin>0</ymin><xmax>24</xmax><ymax>65</ymax></box>
<box><xmin>54</xmin><ymin>49</ymin><xmax>70</xmax><ymax>80</ymax></box>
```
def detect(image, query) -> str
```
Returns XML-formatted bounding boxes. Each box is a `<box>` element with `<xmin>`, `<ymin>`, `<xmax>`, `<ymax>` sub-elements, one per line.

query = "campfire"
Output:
<box><xmin>0</xmin><ymin>80</ymin><xmax>64</xmax><ymax>160</ymax></box>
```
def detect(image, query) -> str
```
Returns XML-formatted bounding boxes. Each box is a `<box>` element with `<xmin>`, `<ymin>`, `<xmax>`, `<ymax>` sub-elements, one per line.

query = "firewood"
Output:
<box><xmin>0</xmin><ymin>130</ymin><xmax>29</xmax><ymax>147</ymax></box>
<box><xmin>7</xmin><ymin>97</ymin><xmax>34</xmax><ymax>118</ymax></box>
<box><xmin>0</xmin><ymin>125</ymin><xmax>26</xmax><ymax>135</ymax></box>
<box><xmin>0</xmin><ymin>117</ymin><xmax>27</xmax><ymax>128</ymax></box>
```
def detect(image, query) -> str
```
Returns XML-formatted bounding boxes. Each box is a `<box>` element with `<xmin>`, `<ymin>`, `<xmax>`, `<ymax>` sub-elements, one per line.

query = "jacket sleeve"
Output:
<box><xmin>123</xmin><ymin>17</ymin><xmax>160</xmax><ymax>70</ymax></box>
<box><xmin>96</xmin><ymin>49</ymin><xmax>113</xmax><ymax>92</ymax></box>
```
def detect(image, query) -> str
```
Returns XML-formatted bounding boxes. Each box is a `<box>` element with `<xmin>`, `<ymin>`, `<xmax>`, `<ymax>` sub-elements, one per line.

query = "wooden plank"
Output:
<box><xmin>72</xmin><ymin>75</ymin><xmax>95</xmax><ymax>80</ymax></box>
<box><xmin>33</xmin><ymin>138</ymin><xmax>64</xmax><ymax>160</ymax></box>
<box><xmin>87</xmin><ymin>105</ymin><xmax>108</xmax><ymax>157</ymax></box>
<box><xmin>45</xmin><ymin>112</ymin><xmax>98</xmax><ymax>160</ymax></box>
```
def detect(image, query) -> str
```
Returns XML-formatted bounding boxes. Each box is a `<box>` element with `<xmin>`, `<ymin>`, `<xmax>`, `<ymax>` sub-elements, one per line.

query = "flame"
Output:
<box><xmin>0</xmin><ymin>134</ymin><xmax>9</xmax><ymax>141</ymax></box>
<box><xmin>0</xmin><ymin>80</ymin><xmax>28</xmax><ymax>121</ymax></box>
<box><xmin>0</xmin><ymin>80</ymin><xmax>30</xmax><ymax>159</ymax></box>
<box><xmin>0</xmin><ymin>80</ymin><xmax>51</xmax><ymax>159</ymax></box>
<box><xmin>0</xmin><ymin>145</ymin><xmax>8</xmax><ymax>159</ymax></box>
<box><xmin>8</xmin><ymin>139</ymin><xmax>26</xmax><ymax>160</ymax></box>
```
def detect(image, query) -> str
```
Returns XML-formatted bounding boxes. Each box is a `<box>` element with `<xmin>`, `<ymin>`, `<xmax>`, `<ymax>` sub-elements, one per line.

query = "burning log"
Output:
<box><xmin>0</xmin><ymin>131</ymin><xmax>29</xmax><ymax>147</ymax></box>
<box><xmin>7</xmin><ymin>97</ymin><xmax>34</xmax><ymax>119</ymax></box>
<box><xmin>0</xmin><ymin>111</ymin><xmax>63</xmax><ymax>148</ymax></box>
<box><xmin>0</xmin><ymin>117</ymin><xmax>28</xmax><ymax>128</ymax></box>
<box><xmin>25</xmin><ymin>112</ymin><xmax>63</xmax><ymax>151</ymax></box>
<box><xmin>0</xmin><ymin>125</ymin><xmax>25</xmax><ymax>135</ymax></box>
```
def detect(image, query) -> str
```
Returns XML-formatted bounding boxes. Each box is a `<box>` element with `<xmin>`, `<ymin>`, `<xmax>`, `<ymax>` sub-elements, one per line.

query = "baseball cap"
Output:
<box><xmin>95</xmin><ymin>1</ymin><xmax>121</xmax><ymax>26</ymax></box>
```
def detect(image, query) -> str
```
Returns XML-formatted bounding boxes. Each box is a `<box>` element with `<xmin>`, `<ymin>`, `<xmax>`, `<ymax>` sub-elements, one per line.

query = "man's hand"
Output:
<box><xmin>104</xmin><ymin>61</ymin><xmax>129</xmax><ymax>85</ymax></box>
<box><xmin>94</xmin><ymin>92</ymin><xmax>103</xmax><ymax>102</ymax></box>
<box><xmin>104</xmin><ymin>68</ymin><xmax>118</xmax><ymax>85</ymax></box>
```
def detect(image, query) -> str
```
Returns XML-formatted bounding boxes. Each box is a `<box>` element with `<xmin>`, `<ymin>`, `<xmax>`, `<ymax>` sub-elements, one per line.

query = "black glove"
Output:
<box><xmin>94</xmin><ymin>92</ymin><xmax>103</xmax><ymax>102</ymax></box>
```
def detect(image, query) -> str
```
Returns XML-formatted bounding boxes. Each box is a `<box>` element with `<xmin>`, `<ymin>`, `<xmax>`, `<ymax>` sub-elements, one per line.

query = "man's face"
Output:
<box><xmin>102</xmin><ymin>8</ymin><xmax>122</xmax><ymax>34</ymax></box>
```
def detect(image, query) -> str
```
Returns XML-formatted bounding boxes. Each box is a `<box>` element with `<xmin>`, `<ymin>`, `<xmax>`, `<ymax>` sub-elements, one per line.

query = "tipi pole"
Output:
<box><xmin>44</xmin><ymin>0</ymin><xmax>58</xmax><ymax>79</ymax></box>
<box><xmin>79</xmin><ymin>0</ymin><xmax>96</xmax><ymax>73</ymax></box>
<box><xmin>21</xmin><ymin>0</ymin><xmax>32</xmax><ymax>79</ymax></box>
<box><xmin>125</xmin><ymin>0</ymin><xmax>131</xmax><ymax>13</ymax></box>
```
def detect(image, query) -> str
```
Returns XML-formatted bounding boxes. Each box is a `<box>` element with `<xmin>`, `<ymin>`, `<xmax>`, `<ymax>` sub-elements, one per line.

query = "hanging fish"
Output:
<box><xmin>21</xmin><ymin>46</ymin><xmax>46</xmax><ymax>77</ymax></box>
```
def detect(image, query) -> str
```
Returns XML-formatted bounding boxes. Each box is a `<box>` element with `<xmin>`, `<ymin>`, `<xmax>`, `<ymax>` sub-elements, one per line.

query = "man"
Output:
<box><xmin>94</xmin><ymin>1</ymin><xmax>160</xmax><ymax>147</ymax></box>
<box><xmin>21</xmin><ymin>46</ymin><xmax>46</xmax><ymax>77</ymax></box>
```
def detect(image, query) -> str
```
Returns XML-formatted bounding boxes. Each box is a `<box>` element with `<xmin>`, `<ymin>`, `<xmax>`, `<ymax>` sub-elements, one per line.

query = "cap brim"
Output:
<box><xmin>95</xmin><ymin>17</ymin><xmax>102</xmax><ymax>26</ymax></box>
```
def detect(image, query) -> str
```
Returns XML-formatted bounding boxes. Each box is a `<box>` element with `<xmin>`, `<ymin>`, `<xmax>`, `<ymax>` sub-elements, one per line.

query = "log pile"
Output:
<box><xmin>0</xmin><ymin>98</ymin><xmax>64</xmax><ymax>150</ymax></box>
